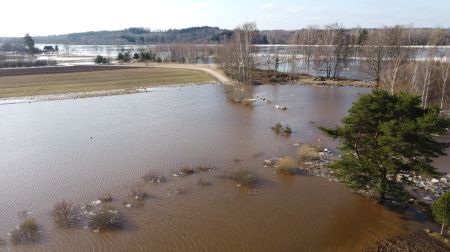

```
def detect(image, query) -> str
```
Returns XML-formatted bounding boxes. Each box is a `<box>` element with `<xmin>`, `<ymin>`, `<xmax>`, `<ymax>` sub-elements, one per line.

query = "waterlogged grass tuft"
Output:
<box><xmin>271</xmin><ymin>122</ymin><xmax>292</xmax><ymax>136</ymax></box>
<box><xmin>297</xmin><ymin>144</ymin><xmax>320</xmax><ymax>161</ymax></box>
<box><xmin>229</xmin><ymin>169</ymin><xmax>257</xmax><ymax>187</ymax></box>
<box><xmin>275</xmin><ymin>157</ymin><xmax>299</xmax><ymax>175</ymax></box>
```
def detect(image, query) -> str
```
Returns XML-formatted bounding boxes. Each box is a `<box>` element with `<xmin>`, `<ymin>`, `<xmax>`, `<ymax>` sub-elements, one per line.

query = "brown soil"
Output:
<box><xmin>0</xmin><ymin>65</ymin><xmax>137</xmax><ymax>77</ymax></box>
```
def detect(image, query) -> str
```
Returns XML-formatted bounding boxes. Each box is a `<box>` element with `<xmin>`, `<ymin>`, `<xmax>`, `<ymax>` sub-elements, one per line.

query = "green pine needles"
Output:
<box><xmin>321</xmin><ymin>89</ymin><xmax>450</xmax><ymax>203</ymax></box>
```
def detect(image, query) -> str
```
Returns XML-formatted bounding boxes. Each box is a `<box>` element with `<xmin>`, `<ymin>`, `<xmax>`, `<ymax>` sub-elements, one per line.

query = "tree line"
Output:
<box><xmin>0</xmin><ymin>34</ymin><xmax>57</xmax><ymax>68</ymax></box>
<box><xmin>216</xmin><ymin>23</ymin><xmax>450</xmax><ymax>112</ymax></box>
<box><xmin>110</xmin><ymin>44</ymin><xmax>216</xmax><ymax>64</ymax></box>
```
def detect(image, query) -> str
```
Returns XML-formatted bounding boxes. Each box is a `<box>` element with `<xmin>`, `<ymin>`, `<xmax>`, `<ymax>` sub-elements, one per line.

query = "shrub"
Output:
<box><xmin>284</xmin><ymin>126</ymin><xmax>292</xmax><ymax>135</ymax></box>
<box><xmin>9</xmin><ymin>218</ymin><xmax>39</xmax><ymax>245</ymax></box>
<box><xmin>94</xmin><ymin>55</ymin><xmax>109</xmax><ymax>64</ymax></box>
<box><xmin>224</xmin><ymin>85</ymin><xmax>254</xmax><ymax>103</ymax></box>
<box><xmin>142</xmin><ymin>172</ymin><xmax>166</xmax><ymax>183</ymax></box>
<box><xmin>241</xmin><ymin>98</ymin><xmax>255</xmax><ymax>106</ymax></box>
<box><xmin>271</xmin><ymin>122</ymin><xmax>282</xmax><ymax>134</ymax></box>
<box><xmin>9</xmin><ymin>229</ymin><xmax>21</xmax><ymax>245</ymax></box>
<box><xmin>181</xmin><ymin>167</ymin><xmax>195</xmax><ymax>175</ymax></box>
<box><xmin>230</xmin><ymin>169</ymin><xmax>257</xmax><ymax>187</ymax></box>
<box><xmin>127</xmin><ymin>185</ymin><xmax>147</xmax><ymax>201</ymax></box>
<box><xmin>196</xmin><ymin>166</ymin><xmax>213</xmax><ymax>172</ymax></box>
<box><xmin>52</xmin><ymin>201</ymin><xmax>81</xmax><ymax>227</ymax></box>
<box><xmin>271</xmin><ymin>122</ymin><xmax>292</xmax><ymax>136</ymax></box>
<box><xmin>275</xmin><ymin>157</ymin><xmax>298</xmax><ymax>175</ymax></box>
<box><xmin>101</xmin><ymin>193</ymin><xmax>113</xmax><ymax>202</ymax></box>
<box><xmin>297</xmin><ymin>144</ymin><xmax>320</xmax><ymax>161</ymax></box>
<box><xmin>88</xmin><ymin>207</ymin><xmax>121</xmax><ymax>231</ymax></box>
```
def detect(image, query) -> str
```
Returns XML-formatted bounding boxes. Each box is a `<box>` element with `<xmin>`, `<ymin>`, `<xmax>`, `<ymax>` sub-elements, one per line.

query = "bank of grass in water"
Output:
<box><xmin>297</xmin><ymin>144</ymin><xmax>320</xmax><ymax>161</ymax></box>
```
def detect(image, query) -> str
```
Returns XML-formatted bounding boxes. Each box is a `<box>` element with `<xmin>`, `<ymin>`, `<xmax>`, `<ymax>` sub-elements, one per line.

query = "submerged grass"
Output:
<box><xmin>142</xmin><ymin>171</ymin><xmax>166</xmax><ymax>183</ymax></box>
<box><xmin>271</xmin><ymin>122</ymin><xmax>292</xmax><ymax>136</ymax></box>
<box><xmin>197</xmin><ymin>177</ymin><xmax>212</xmax><ymax>187</ymax></box>
<box><xmin>229</xmin><ymin>169</ymin><xmax>257</xmax><ymax>187</ymax></box>
<box><xmin>9</xmin><ymin>218</ymin><xmax>40</xmax><ymax>245</ymax></box>
<box><xmin>51</xmin><ymin>201</ymin><xmax>81</xmax><ymax>227</ymax></box>
<box><xmin>181</xmin><ymin>167</ymin><xmax>195</xmax><ymax>175</ymax></box>
<box><xmin>275</xmin><ymin>157</ymin><xmax>299</xmax><ymax>175</ymax></box>
<box><xmin>127</xmin><ymin>185</ymin><xmax>148</xmax><ymax>201</ymax></box>
<box><xmin>88</xmin><ymin>207</ymin><xmax>122</xmax><ymax>231</ymax></box>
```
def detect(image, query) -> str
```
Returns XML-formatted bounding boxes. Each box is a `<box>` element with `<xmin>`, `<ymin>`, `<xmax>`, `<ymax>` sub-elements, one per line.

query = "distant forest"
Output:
<box><xmin>35</xmin><ymin>27</ymin><xmax>233</xmax><ymax>45</ymax></box>
<box><xmin>0</xmin><ymin>26</ymin><xmax>448</xmax><ymax>46</ymax></box>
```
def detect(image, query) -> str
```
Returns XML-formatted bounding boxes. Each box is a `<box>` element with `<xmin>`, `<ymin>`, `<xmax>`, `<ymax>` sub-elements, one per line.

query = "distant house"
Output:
<box><xmin>43</xmin><ymin>45</ymin><xmax>55</xmax><ymax>52</ymax></box>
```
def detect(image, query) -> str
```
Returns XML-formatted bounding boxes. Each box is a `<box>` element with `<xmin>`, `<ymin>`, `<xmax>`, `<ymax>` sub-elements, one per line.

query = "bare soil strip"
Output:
<box><xmin>0</xmin><ymin>65</ymin><xmax>138</xmax><ymax>77</ymax></box>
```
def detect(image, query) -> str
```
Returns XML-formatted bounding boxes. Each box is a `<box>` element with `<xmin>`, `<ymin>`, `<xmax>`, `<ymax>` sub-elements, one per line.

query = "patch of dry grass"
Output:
<box><xmin>275</xmin><ymin>157</ymin><xmax>299</xmax><ymax>175</ymax></box>
<box><xmin>297</xmin><ymin>144</ymin><xmax>320</xmax><ymax>162</ymax></box>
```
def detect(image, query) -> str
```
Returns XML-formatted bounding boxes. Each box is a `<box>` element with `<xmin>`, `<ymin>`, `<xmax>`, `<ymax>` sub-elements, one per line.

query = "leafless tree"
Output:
<box><xmin>365</xmin><ymin>29</ymin><xmax>389</xmax><ymax>87</ymax></box>
<box><xmin>439</xmin><ymin>60</ymin><xmax>449</xmax><ymax>112</ymax></box>
<box><xmin>217</xmin><ymin>22</ymin><xmax>257</xmax><ymax>84</ymax></box>
<box><xmin>382</xmin><ymin>54</ymin><xmax>404</xmax><ymax>94</ymax></box>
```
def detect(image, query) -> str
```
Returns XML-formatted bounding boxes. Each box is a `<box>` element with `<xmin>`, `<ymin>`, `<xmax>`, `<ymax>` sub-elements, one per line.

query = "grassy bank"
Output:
<box><xmin>251</xmin><ymin>69</ymin><xmax>373</xmax><ymax>87</ymax></box>
<box><xmin>0</xmin><ymin>67</ymin><xmax>214</xmax><ymax>99</ymax></box>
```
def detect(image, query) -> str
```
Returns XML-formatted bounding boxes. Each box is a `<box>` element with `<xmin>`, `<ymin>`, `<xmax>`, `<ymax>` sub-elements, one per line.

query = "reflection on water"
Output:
<box><xmin>0</xmin><ymin>84</ymin><xmax>426</xmax><ymax>251</ymax></box>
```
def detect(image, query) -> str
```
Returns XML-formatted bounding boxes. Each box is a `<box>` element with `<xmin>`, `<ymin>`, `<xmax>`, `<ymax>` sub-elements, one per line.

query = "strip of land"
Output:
<box><xmin>0</xmin><ymin>66</ymin><xmax>216</xmax><ymax>99</ymax></box>
<box><xmin>0</xmin><ymin>63</ymin><xmax>368</xmax><ymax>100</ymax></box>
<box><xmin>251</xmin><ymin>69</ymin><xmax>374</xmax><ymax>87</ymax></box>
<box><xmin>131</xmin><ymin>63</ymin><xmax>235</xmax><ymax>85</ymax></box>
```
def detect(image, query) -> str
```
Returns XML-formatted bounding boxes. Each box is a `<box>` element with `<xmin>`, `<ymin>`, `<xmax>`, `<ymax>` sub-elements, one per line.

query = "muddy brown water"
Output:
<box><xmin>0</xmin><ymin>84</ymin><xmax>434</xmax><ymax>251</ymax></box>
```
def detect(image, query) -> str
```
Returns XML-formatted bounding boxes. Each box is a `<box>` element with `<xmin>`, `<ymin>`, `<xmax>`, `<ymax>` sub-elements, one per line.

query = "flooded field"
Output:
<box><xmin>0</xmin><ymin>84</ymin><xmax>434</xmax><ymax>251</ymax></box>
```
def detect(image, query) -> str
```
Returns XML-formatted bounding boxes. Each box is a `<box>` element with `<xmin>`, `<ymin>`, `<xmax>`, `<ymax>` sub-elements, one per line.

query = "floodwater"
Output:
<box><xmin>35</xmin><ymin>44</ymin><xmax>449</xmax><ymax>82</ymax></box>
<box><xmin>0</xmin><ymin>84</ymin><xmax>430</xmax><ymax>251</ymax></box>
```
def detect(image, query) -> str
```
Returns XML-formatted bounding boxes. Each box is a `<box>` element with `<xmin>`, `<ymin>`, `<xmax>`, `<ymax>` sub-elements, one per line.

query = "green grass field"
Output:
<box><xmin>0</xmin><ymin>67</ymin><xmax>214</xmax><ymax>98</ymax></box>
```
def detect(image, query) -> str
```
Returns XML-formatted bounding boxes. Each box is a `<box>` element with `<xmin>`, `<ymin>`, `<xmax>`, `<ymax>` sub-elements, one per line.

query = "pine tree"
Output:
<box><xmin>321</xmin><ymin>90</ymin><xmax>450</xmax><ymax>202</ymax></box>
<box><xmin>24</xmin><ymin>33</ymin><xmax>35</xmax><ymax>53</ymax></box>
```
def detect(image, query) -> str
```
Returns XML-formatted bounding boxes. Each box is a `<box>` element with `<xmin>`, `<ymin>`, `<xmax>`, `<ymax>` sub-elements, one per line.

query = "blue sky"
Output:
<box><xmin>1</xmin><ymin>0</ymin><xmax>448</xmax><ymax>36</ymax></box>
